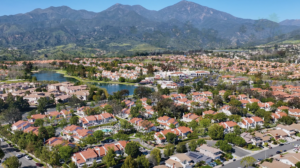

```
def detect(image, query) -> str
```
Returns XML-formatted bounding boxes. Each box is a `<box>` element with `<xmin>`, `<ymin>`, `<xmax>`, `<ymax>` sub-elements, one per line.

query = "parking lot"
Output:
<box><xmin>0</xmin><ymin>140</ymin><xmax>37</xmax><ymax>168</ymax></box>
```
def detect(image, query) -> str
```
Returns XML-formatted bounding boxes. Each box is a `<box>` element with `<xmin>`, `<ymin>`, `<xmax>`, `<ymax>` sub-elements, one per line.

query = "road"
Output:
<box><xmin>232</xmin><ymin>147</ymin><xmax>250</xmax><ymax>157</ymax></box>
<box><xmin>207</xmin><ymin>140</ymin><xmax>250</xmax><ymax>157</ymax></box>
<box><xmin>0</xmin><ymin>141</ymin><xmax>37</xmax><ymax>168</ymax></box>
<box><xmin>223</xmin><ymin>142</ymin><xmax>299</xmax><ymax>168</ymax></box>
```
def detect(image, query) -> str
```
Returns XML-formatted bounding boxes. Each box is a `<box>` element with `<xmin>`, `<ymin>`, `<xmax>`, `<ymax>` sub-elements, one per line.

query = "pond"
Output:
<box><xmin>33</xmin><ymin>71</ymin><xmax>79</xmax><ymax>83</ymax></box>
<box><xmin>33</xmin><ymin>71</ymin><xmax>137</xmax><ymax>95</ymax></box>
<box><xmin>89</xmin><ymin>82</ymin><xmax>137</xmax><ymax>95</ymax></box>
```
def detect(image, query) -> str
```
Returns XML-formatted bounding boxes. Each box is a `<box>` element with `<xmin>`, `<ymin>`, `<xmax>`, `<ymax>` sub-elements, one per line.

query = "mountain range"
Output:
<box><xmin>0</xmin><ymin>1</ymin><xmax>300</xmax><ymax>53</ymax></box>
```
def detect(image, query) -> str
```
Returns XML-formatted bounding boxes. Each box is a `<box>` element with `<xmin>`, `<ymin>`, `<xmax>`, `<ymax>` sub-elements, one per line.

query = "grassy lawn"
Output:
<box><xmin>201</xmin><ymin>166</ymin><xmax>212</xmax><ymax>168</ymax></box>
<box><xmin>0</xmin><ymin>79</ymin><xmax>28</xmax><ymax>84</ymax></box>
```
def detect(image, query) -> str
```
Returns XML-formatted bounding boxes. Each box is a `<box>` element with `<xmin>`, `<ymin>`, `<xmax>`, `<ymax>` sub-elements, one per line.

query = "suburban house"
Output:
<box><xmin>157</xmin><ymin>116</ymin><xmax>179</xmax><ymax>129</ymax></box>
<box><xmin>28</xmin><ymin>114</ymin><xmax>47</xmax><ymax>123</ymax></box>
<box><xmin>261</xmin><ymin>160</ymin><xmax>290</xmax><ymax>168</ymax></box>
<box><xmin>240</xmin><ymin>132</ymin><xmax>254</xmax><ymax>144</ymax></box>
<box><xmin>279</xmin><ymin>153</ymin><xmax>300</xmax><ymax>167</ymax></box>
<box><xmin>268</xmin><ymin>129</ymin><xmax>289</xmax><ymax>140</ymax></box>
<box><xmin>219</xmin><ymin>121</ymin><xmax>237</xmax><ymax>133</ymax></box>
<box><xmin>45</xmin><ymin>137</ymin><xmax>75</xmax><ymax>148</ymax></box>
<box><xmin>79</xmin><ymin>113</ymin><xmax>116</xmax><ymax>128</ymax></box>
<box><xmin>165</xmin><ymin>154</ymin><xmax>194</xmax><ymax>168</ymax></box>
<box><xmin>12</xmin><ymin>120</ymin><xmax>32</xmax><ymax>131</ymax></box>
<box><xmin>196</xmin><ymin>144</ymin><xmax>222</xmax><ymax>159</ymax></box>
<box><xmin>129</xmin><ymin>118</ymin><xmax>156</xmax><ymax>132</ymax></box>
<box><xmin>276</xmin><ymin>124</ymin><xmax>296</xmax><ymax>136</ymax></box>
<box><xmin>154</xmin><ymin>126</ymin><xmax>192</xmax><ymax>144</ymax></box>
<box><xmin>72</xmin><ymin>141</ymin><xmax>128</xmax><ymax>167</ymax></box>
<box><xmin>23</xmin><ymin>126</ymin><xmax>39</xmax><ymax>135</ymax></box>
<box><xmin>271</xmin><ymin>112</ymin><xmax>287</xmax><ymax>122</ymax></box>
<box><xmin>238</xmin><ymin>117</ymin><xmax>264</xmax><ymax>129</ymax></box>
<box><xmin>182</xmin><ymin>113</ymin><xmax>199</xmax><ymax>122</ymax></box>
<box><xmin>62</xmin><ymin>125</ymin><xmax>93</xmax><ymax>142</ymax></box>
<box><xmin>288</xmin><ymin>108</ymin><xmax>300</xmax><ymax>117</ymax></box>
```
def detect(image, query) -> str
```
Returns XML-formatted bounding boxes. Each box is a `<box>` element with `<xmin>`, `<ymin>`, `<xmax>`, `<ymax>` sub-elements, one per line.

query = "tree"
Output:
<box><xmin>147</xmin><ymin>64</ymin><xmax>154</xmax><ymax>75</ymax></box>
<box><xmin>1</xmin><ymin>107</ymin><xmax>22</xmax><ymax>124</ymax></box>
<box><xmin>38</xmin><ymin>126</ymin><xmax>49</xmax><ymax>140</ymax></box>
<box><xmin>0</xmin><ymin>148</ymin><xmax>4</xmax><ymax>159</ymax></box>
<box><xmin>240</xmin><ymin>156</ymin><xmax>256</xmax><ymax>168</ymax></box>
<box><xmin>121</xmin><ymin>155</ymin><xmax>137</xmax><ymax>168</ymax></box>
<box><xmin>216</xmin><ymin>140</ymin><xmax>232</xmax><ymax>153</ymax></box>
<box><xmin>278</xmin><ymin>116</ymin><xmax>296</xmax><ymax>125</ymax></box>
<box><xmin>199</xmin><ymin>118</ymin><xmax>211</xmax><ymax>129</ymax></box>
<box><xmin>69</xmin><ymin>162</ymin><xmax>77</xmax><ymax>168</ymax></box>
<box><xmin>34</xmin><ymin>119</ymin><xmax>44</xmax><ymax>127</ymax></box>
<box><xmin>164</xmin><ymin>144</ymin><xmax>175</xmax><ymax>157</ymax></box>
<box><xmin>165</xmin><ymin>132</ymin><xmax>177</xmax><ymax>144</ymax></box>
<box><xmin>213</xmin><ymin>113</ymin><xmax>227</xmax><ymax>122</ymax></box>
<box><xmin>102</xmin><ymin>148</ymin><xmax>117</xmax><ymax>167</ymax></box>
<box><xmin>246</xmin><ymin>102</ymin><xmax>259</xmax><ymax>113</ymax></box>
<box><xmin>59</xmin><ymin>146</ymin><xmax>73</xmax><ymax>162</ymax></box>
<box><xmin>150</xmin><ymin>148</ymin><xmax>161</xmax><ymax>166</ymax></box>
<box><xmin>37</xmin><ymin>97</ymin><xmax>48</xmax><ymax>114</ymax></box>
<box><xmin>296</xmin><ymin>161</ymin><xmax>300</xmax><ymax>168</ymax></box>
<box><xmin>134</xmin><ymin>86</ymin><xmax>153</xmax><ymax>99</ymax></box>
<box><xmin>189</xmin><ymin>140</ymin><xmax>197</xmax><ymax>151</ymax></box>
<box><xmin>93</xmin><ymin>130</ymin><xmax>104</xmax><ymax>143</ymax></box>
<box><xmin>125</xmin><ymin>142</ymin><xmax>140</xmax><ymax>158</ymax></box>
<box><xmin>136</xmin><ymin>155</ymin><xmax>150</xmax><ymax>168</ymax></box>
<box><xmin>176</xmin><ymin>142</ymin><xmax>187</xmax><ymax>153</ymax></box>
<box><xmin>213</xmin><ymin>96</ymin><xmax>223</xmax><ymax>107</ymax></box>
<box><xmin>70</xmin><ymin>116</ymin><xmax>79</xmax><ymax>125</ymax></box>
<box><xmin>208</xmin><ymin>124</ymin><xmax>224</xmax><ymax>140</ymax></box>
<box><xmin>197</xmin><ymin>139</ymin><xmax>206</xmax><ymax>146</ymax></box>
<box><xmin>169</xmin><ymin>123</ymin><xmax>176</xmax><ymax>129</ymax></box>
<box><xmin>3</xmin><ymin>156</ymin><xmax>22</xmax><ymax>168</ymax></box>
<box><xmin>119</xmin><ymin>77</ymin><xmax>126</xmax><ymax>83</ymax></box>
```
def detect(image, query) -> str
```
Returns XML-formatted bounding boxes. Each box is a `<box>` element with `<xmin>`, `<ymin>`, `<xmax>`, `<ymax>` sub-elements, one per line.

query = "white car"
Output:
<box><xmin>16</xmin><ymin>154</ymin><xmax>23</xmax><ymax>158</ymax></box>
<box><xmin>25</xmin><ymin>156</ymin><xmax>32</xmax><ymax>160</ymax></box>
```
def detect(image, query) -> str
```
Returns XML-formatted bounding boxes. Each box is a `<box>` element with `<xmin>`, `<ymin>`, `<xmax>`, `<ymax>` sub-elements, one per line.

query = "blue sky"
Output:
<box><xmin>1</xmin><ymin>0</ymin><xmax>299</xmax><ymax>21</ymax></box>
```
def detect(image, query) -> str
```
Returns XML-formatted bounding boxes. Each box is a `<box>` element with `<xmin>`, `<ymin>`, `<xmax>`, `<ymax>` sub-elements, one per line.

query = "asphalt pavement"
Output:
<box><xmin>207</xmin><ymin>140</ymin><xmax>250</xmax><ymax>157</ymax></box>
<box><xmin>0</xmin><ymin>141</ymin><xmax>37</xmax><ymax>168</ymax></box>
<box><xmin>232</xmin><ymin>146</ymin><xmax>250</xmax><ymax>157</ymax></box>
<box><xmin>222</xmin><ymin>142</ymin><xmax>299</xmax><ymax>168</ymax></box>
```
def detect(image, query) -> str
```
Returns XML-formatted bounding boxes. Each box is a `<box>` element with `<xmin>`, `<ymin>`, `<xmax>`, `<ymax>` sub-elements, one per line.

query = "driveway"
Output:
<box><xmin>0</xmin><ymin>141</ymin><xmax>37</xmax><ymax>168</ymax></box>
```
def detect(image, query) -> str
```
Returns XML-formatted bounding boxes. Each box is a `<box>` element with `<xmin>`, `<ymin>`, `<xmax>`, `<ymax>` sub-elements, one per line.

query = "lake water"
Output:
<box><xmin>33</xmin><ymin>71</ymin><xmax>137</xmax><ymax>95</ymax></box>
<box><xmin>90</xmin><ymin>82</ymin><xmax>137</xmax><ymax>95</ymax></box>
<box><xmin>33</xmin><ymin>71</ymin><xmax>79</xmax><ymax>83</ymax></box>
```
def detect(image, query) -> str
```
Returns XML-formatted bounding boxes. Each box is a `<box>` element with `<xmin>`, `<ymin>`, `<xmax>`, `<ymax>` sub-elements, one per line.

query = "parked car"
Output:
<box><xmin>285</xmin><ymin>142</ymin><xmax>290</xmax><ymax>145</ymax></box>
<box><xmin>295</xmin><ymin>144</ymin><xmax>299</xmax><ymax>147</ymax></box>
<box><xmin>276</xmin><ymin>151</ymin><xmax>281</xmax><ymax>154</ymax></box>
<box><xmin>25</xmin><ymin>156</ymin><xmax>32</xmax><ymax>160</ymax></box>
<box><xmin>233</xmin><ymin>159</ymin><xmax>236</xmax><ymax>161</ymax></box>
<box><xmin>257</xmin><ymin>159</ymin><xmax>262</xmax><ymax>162</ymax></box>
<box><xmin>36</xmin><ymin>163</ymin><xmax>43</xmax><ymax>167</ymax></box>
<box><xmin>270</xmin><ymin>154</ymin><xmax>273</xmax><ymax>157</ymax></box>
<box><xmin>16</xmin><ymin>154</ymin><xmax>23</xmax><ymax>158</ymax></box>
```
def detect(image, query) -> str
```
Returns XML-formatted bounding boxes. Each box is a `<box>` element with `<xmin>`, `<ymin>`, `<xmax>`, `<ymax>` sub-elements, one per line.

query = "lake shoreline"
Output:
<box><xmin>54</xmin><ymin>69</ymin><xmax>139</xmax><ymax>86</ymax></box>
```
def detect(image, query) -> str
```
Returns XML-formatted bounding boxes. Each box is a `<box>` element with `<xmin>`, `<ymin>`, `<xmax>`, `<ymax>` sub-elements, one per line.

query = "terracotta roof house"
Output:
<box><xmin>72</xmin><ymin>141</ymin><xmax>128</xmax><ymax>167</ymax></box>
<box><xmin>219</xmin><ymin>121</ymin><xmax>237</xmax><ymax>132</ymax></box>
<box><xmin>12</xmin><ymin>120</ymin><xmax>32</xmax><ymax>131</ymax></box>
<box><xmin>157</xmin><ymin>116</ymin><xmax>179</xmax><ymax>129</ymax></box>
<box><xmin>182</xmin><ymin>113</ymin><xmax>199</xmax><ymax>122</ymax></box>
